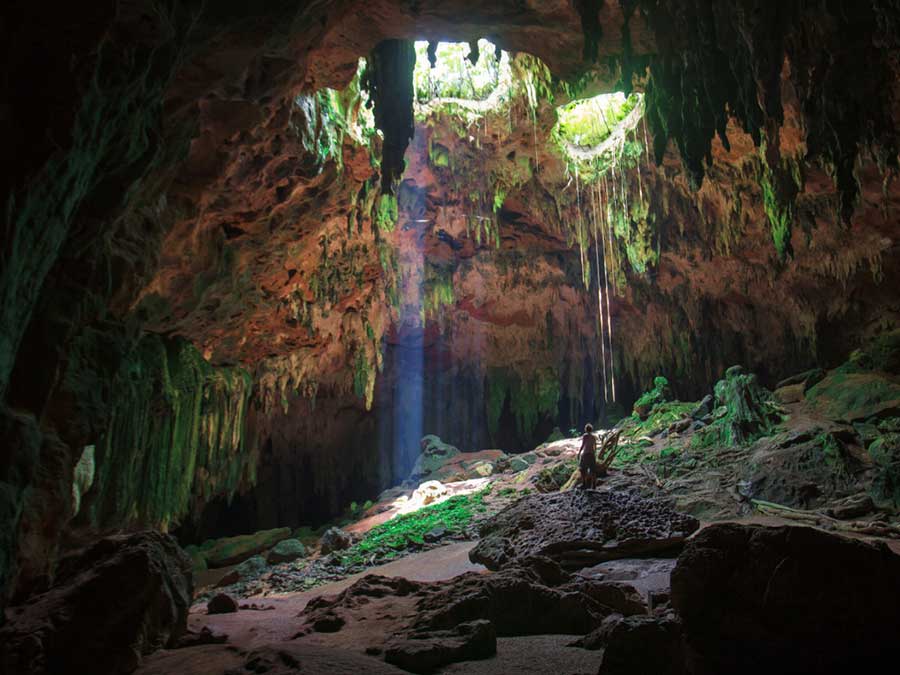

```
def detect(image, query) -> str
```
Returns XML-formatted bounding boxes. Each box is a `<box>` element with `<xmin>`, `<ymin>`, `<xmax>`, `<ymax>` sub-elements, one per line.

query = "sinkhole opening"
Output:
<box><xmin>554</xmin><ymin>91</ymin><xmax>645</xmax><ymax>176</ymax></box>
<box><xmin>413</xmin><ymin>39</ymin><xmax>512</xmax><ymax>106</ymax></box>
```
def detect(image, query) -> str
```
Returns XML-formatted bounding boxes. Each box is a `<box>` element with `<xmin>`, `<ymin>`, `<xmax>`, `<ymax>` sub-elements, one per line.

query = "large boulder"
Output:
<box><xmin>409</xmin><ymin>435</ymin><xmax>460</xmax><ymax>482</ymax></box>
<box><xmin>0</xmin><ymin>531</ymin><xmax>192</xmax><ymax>675</ymax></box>
<box><xmin>671</xmin><ymin>523</ymin><xmax>900</xmax><ymax>674</ymax></box>
<box><xmin>469</xmin><ymin>490</ymin><xmax>699</xmax><ymax>570</ymax></box>
<box><xmin>407</xmin><ymin>436</ymin><xmax>506</xmax><ymax>484</ymax></box>
<box><xmin>384</xmin><ymin>619</ymin><xmax>496</xmax><ymax>673</ymax></box>
<box><xmin>574</xmin><ymin>614</ymin><xmax>686</xmax><ymax>674</ymax></box>
<box><xmin>199</xmin><ymin>527</ymin><xmax>291</xmax><ymax>568</ymax></box>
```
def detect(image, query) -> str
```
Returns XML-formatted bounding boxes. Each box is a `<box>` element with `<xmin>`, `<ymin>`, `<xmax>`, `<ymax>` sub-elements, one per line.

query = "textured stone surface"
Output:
<box><xmin>384</xmin><ymin>619</ymin><xmax>496</xmax><ymax>673</ymax></box>
<box><xmin>0</xmin><ymin>531</ymin><xmax>192</xmax><ymax>675</ymax></box>
<box><xmin>320</xmin><ymin>527</ymin><xmax>353</xmax><ymax>554</ymax></box>
<box><xmin>469</xmin><ymin>490</ymin><xmax>699</xmax><ymax>570</ymax></box>
<box><xmin>671</xmin><ymin>524</ymin><xmax>900</xmax><ymax>674</ymax></box>
<box><xmin>200</xmin><ymin>528</ymin><xmax>291</xmax><ymax>568</ymax></box>
<box><xmin>207</xmin><ymin>593</ymin><xmax>238</xmax><ymax>615</ymax></box>
<box><xmin>137</xmin><ymin>643</ymin><xmax>407</xmax><ymax>675</ymax></box>
<box><xmin>267</xmin><ymin>538</ymin><xmax>307</xmax><ymax>564</ymax></box>
<box><xmin>297</xmin><ymin>557</ymin><xmax>618</xmax><ymax>669</ymax></box>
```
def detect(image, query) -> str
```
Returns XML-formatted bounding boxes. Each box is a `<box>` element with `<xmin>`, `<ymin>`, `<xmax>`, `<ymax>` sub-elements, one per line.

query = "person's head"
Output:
<box><xmin>584</xmin><ymin>423</ymin><xmax>593</xmax><ymax>433</ymax></box>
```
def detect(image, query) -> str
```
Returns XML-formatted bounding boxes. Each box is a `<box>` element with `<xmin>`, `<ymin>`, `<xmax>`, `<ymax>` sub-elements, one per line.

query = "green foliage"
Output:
<box><xmin>534</xmin><ymin>460</ymin><xmax>577</xmax><ymax>492</ymax></box>
<box><xmin>632</xmin><ymin>375</ymin><xmax>671</xmax><ymax>417</ymax></box>
<box><xmin>352</xmin><ymin>346</ymin><xmax>375</xmax><ymax>410</ymax></box>
<box><xmin>90</xmin><ymin>335</ymin><xmax>255</xmax><ymax>531</ymax></box>
<box><xmin>624</xmin><ymin>401</ymin><xmax>696</xmax><ymax>441</ymax></box>
<box><xmin>413</xmin><ymin>40</ymin><xmax>508</xmax><ymax>102</ymax></box>
<box><xmin>338</xmin><ymin>490</ymin><xmax>489</xmax><ymax>567</ymax></box>
<box><xmin>485</xmin><ymin>368</ymin><xmax>561</xmax><ymax>442</ymax></box>
<box><xmin>555</xmin><ymin>92</ymin><xmax>641</xmax><ymax>148</ymax></box>
<box><xmin>421</xmin><ymin>266</ymin><xmax>455</xmax><ymax>321</ymax></box>
<box><xmin>692</xmin><ymin>366</ymin><xmax>783</xmax><ymax>449</ymax></box>
<box><xmin>375</xmin><ymin>193</ymin><xmax>398</xmax><ymax>233</ymax></box>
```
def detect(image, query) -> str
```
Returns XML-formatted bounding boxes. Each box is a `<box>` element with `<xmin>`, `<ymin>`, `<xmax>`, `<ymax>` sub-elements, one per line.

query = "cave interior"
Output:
<box><xmin>2</xmin><ymin>1</ymin><xmax>900</xmax><ymax>674</ymax></box>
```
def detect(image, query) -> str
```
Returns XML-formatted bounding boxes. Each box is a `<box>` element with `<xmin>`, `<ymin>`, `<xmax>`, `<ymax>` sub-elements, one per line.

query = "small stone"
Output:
<box><xmin>320</xmin><ymin>527</ymin><xmax>352</xmax><ymax>554</ymax></box>
<box><xmin>423</xmin><ymin>526</ymin><xmax>448</xmax><ymax>543</ymax></box>
<box><xmin>207</xmin><ymin>593</ymin><xmax>238</xmax><ymax>615</ymax></box>
<box><xmin>509</xmin><ymin>457</ymin><xmax>530</xmax><ymax>472</ymax></box>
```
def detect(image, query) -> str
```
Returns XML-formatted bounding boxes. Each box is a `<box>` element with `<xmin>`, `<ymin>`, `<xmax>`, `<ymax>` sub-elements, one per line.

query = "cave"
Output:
<box><xmin>2</xmin><ymin>2</ymin><xmax>900</xmax><ymax>673</ymax></box>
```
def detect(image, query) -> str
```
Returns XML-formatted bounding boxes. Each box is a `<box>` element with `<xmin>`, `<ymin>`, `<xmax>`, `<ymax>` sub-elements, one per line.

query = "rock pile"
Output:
<box><xmin>297</xmin><ymin>556</ymin><xmax>633</xmax><ymax>672</ymax></box>
<box><xmin>469</xmin><ymin>490</ymin><xmax>699</xmax><ymax>570</ymax></box>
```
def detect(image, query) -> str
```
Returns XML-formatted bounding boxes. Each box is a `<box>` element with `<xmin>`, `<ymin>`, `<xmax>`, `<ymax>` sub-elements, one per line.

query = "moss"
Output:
<box><xmin>88</xmin><ymin>334</ymin><xmax>255</xmax><ymax>532</ymax></box>
<box><xmin>485</xmin><ymin>368</ymin><xmax>560</xmax><ymax>443</ymax></box>
<box><xmin>534</xmin><ymin>460</ymin><xmax>577</xmax><ymax>492</ymax></box>
<box><xmin>421</xmin><ymin>266</ymin><xmax>456</xmax><ymax>321</ymax></box>
<box><xmin>352</xmin><ymin>346</ymin><xmax>376</xmax><ymax>410</ymax></box>
<box><xmin>691</xmin><ymin>366</ymin><xmax>783</xmax><ymax>449</ymax></box>
<box><xmin>338</xmin><ymin>490</ymin><xmax>489</xmax><ymax>567</ymax></box>
<box><xmin>632</xmin><ymin>375</ymin><xmax>671</xmax><ymax>417</ymax></box>
<box><xmin>375</xmin><ymin>193</ymin><xmax>399</xmax><ymax>233</ymax></box>
<box><xmin>623</xmin><ymin>400</ymin><xmax>695</xmax><ymax>440</ymax></box>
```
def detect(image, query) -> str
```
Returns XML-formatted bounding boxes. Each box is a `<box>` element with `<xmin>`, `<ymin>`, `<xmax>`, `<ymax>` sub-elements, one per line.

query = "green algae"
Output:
<box><xmin>89</xmin><ymin>334</ymin><xmax>255</xmax><ymax>531</ymax></box>
<box><xmin>632</xmin><ymin>375</ymin><xmax>671</xmax><ymax>417</ymax></box>
<box><xmin>691</xmin><ymin>366</ymin><xmax>783</xmax><ymax>449</ymax></box>
<box><xmin>485</xmin><ymin>368</ymin><xmax>560</xmax><ymax>443</ymax></box>
<box><xmin>337</xmin><ymin>489</ymin><xmax>489</xmax><ymax>567</ymax></box>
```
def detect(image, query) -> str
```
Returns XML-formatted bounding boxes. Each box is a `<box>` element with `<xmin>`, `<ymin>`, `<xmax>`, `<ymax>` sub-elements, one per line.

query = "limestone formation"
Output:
<box><xmin>671</xmin><ymin>524</ymin><xmax>900</xmax><ymax>674</ymax></box>
<box><xmin>0</xmin><ymin>531</ymin><xmax>192</xmax><ymax>675</ymax></box>
<box><xmin>470</xmin><ymin>490</ymin><xmax>699</xmax><ymax>570</ymax></box>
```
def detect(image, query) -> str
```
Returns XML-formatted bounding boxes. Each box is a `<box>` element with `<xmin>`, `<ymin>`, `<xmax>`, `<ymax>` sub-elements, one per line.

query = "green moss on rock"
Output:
<box><xmin>88</xmin><ymin>334</ymin><xmax>256</xmax><ymax>532</ymax></box>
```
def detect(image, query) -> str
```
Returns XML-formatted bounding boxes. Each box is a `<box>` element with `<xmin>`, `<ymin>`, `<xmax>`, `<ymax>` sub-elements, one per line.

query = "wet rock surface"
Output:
<box><xmin>671</xmin><ymin>523</ymin><xmax>900</xmax><ymax>674</ymax></box>
<box><xmin>0</xmin><ymin>531</ymin><xmax>192</xmax><ymax>675</ymax></box>
<box><xmin>469</xmin><ymin>490</ymin><xmax>699</xmax><ymax>570</ymax></box>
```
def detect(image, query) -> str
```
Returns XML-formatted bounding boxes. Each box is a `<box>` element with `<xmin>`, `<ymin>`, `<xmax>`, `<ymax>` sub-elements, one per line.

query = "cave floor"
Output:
<box><xmin>142</xmin><ymin>509</ymin><xmax>900</xmax><ymax>675</ymax></box>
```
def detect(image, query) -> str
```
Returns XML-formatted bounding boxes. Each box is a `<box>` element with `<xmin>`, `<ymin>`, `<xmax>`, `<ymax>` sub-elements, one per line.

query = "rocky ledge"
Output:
<box><xmin>469</xmin><ymin>490</ymin><xmax>700</xmax><ymax>570</ymax></box>
<box><xmin>296</xmin><ymin>555</ymin><xmax>648</xmax><ymax>673</ymax></box>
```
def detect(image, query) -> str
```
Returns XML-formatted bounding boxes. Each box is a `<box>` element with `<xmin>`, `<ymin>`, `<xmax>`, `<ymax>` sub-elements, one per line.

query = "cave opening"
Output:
<box><xmin>3</xmin><ymin>3</ymin><xmax>900</xmax><ymax>673</ymax></box>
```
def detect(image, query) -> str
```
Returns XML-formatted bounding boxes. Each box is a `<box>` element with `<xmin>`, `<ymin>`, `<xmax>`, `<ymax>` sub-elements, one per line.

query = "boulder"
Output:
<box><xmin>689</xmin><ymin>394</ymin><xmax>714</xmax><ymax>419</ymax></box>
<box><xmin>671</xmin><ymin>523</ymin><xmax>900</xmax><ymax>674</ymax></box>
<box><xmin>409</xmin><ymin>435</ymin><xmax>460</xmax><ymax>481</ymax></box>
<box><xmin>214</xmin><ymin>554</ymin><xmax>268</xmax><ymax>588</ymax></box>
<box><xmin>0</xmin><ymin>531</ymin><xmax>192</xmax><ymax>675</ymax></box>
<box><xmin>590</xmin><ymin>614</ymin><xmax>686</xmax><ymax>674</ymax></box>
<box><xmin>267</xmin><ymin>538</ymin><xmax>307</xmax><ymax>564</ymax></box>
<box><xmin>384</xmin><ymin>620</ymin><xmax>496</xmax><ymax>673</ymax></box>
<box><xmin>200</xmin><ymin>527</ymin><xmax>291</xmax><ymax>568</ymax></box>
<box><xmin>207</xmin><ymin>593</ymin><xmax>238</xmax><ymax>614</ymax></box>
<box><xmin>320</xmin><ymin>527</ymin><xmax>352</xmax><ymax>554</ymax></box>
<box><xmin>469</xmin><ymin>490</ymin><xmax>699</xmax><ymax>570</ymax></box>
<box><xmin>807</xmin><ymin>371</ymin><xmax>900</xmax><ymax>422</ymax></box>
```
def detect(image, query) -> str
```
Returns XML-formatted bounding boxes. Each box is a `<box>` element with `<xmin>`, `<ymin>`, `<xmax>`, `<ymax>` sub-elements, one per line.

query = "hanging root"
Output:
<box><xmin>597</xmin><ymin>429</ymin><xmax>623</xmax><ymax>472</ymax></box>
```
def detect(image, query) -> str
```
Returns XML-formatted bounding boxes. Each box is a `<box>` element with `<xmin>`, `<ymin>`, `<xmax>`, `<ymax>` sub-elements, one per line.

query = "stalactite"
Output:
<box><xmin>364</xmin><ymin>40</ymin><xmax>417</xmax><ymax>193</ymax></box>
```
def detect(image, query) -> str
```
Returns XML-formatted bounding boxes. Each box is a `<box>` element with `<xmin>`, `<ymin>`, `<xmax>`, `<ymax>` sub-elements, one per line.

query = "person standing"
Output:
<box><xmin>577</xmin><ymin>424</ymin><xmax>598</xmax><ymax>489</ymax></box>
